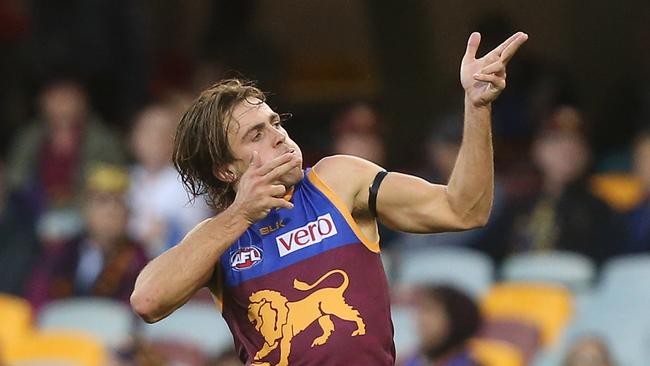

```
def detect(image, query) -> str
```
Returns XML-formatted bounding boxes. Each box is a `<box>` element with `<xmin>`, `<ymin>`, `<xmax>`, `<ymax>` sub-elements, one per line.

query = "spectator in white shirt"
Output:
<box><xmin>128</xmin><ymin>103</ymin><xmax>211</xmax><ymax>258</ymax></box>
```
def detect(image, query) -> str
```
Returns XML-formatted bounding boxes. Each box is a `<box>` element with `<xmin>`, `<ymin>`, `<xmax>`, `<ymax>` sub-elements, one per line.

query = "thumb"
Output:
<box><xmin>463</xmin><ymin>32</ymin><xmax>481</xmax><ymax>63</ymax></box>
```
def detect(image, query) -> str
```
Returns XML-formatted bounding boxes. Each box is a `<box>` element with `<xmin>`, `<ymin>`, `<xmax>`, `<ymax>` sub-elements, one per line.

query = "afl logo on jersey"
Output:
<box><xmin>230</xmin><ymin>246</ymin><xmax>263</xmax><ymax>271</ymax></box>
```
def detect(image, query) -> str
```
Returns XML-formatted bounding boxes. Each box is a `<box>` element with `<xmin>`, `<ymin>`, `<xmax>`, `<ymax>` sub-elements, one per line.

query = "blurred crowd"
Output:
<box><xmin>1</xmin><ymin>1</ymin><xmax>650</xmax><ymax>366</ymax></box>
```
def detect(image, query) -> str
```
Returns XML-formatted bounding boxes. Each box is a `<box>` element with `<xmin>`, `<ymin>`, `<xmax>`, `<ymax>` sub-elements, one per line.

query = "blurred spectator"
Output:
<box><xmin>6</xmin><ymin>79</ymin><xmax>125</xmax><ymax>243</ymax></box>
<box><xmin>562</xmin><ymin>336</ymin><xmax>616</xmax><ymax>366</ymax></box>
<box><xmin>331</xmin><ymin>103</ymin><xmax>386</xmax><ymax>165</ymax></box>
<box><xmin>0</xmin><ymin>159</ymin><xmax>39</xmax><ymax>295</ymax></box>
<box><xmin>128</xmin><ymin>103</ymin><xmax>211</xmax><ymax>258</ymax></box>
<box><xmin>25</xmin><ymin>165</ymin><xmax>147</xmax><ymax>308</ymax></box>
<box><xmin>330</xmin><ymin>103</ymin><xmax>398</xmax><ymax>247</ymax></box>
<box><xmin>495</xmin><ymin>106</ymin><xmax>620</xmax><ymax>264</ymax></box>
<box><xmin>624</xmin><ymin>128</ymin><xmax>650</xmax><ymax>252</ymax></box>
<box><xmin>402</xmin><ymin>285</ymin><xmax>482</xmax><ymax>366</ymax></box>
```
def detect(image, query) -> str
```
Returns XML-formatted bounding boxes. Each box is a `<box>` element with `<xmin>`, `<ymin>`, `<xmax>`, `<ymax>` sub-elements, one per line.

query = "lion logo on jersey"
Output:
<box><xmin>247</xmin><ymin>269</ymin><xmax>366</xmax><ymax>366</ymax></box>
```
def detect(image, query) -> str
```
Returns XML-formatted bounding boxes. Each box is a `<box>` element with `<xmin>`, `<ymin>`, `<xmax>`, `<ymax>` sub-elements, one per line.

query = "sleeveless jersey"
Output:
<box><xmin>210</xmin><ymin>168</ymin><xmax>395</xmax><ymax>366</ymax></box>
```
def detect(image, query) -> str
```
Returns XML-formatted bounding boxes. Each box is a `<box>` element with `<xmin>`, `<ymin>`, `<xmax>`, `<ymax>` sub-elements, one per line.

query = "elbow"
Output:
<box><xmin>468</xmin><ymin>211</ymin><xmax>491</xmax><ymax>229</ymax></box>
<box><xmin>130</xmin><ymin>289</ymin><xmax>166</xmax><ymax>324</ymax></box>
<box><xmin>471</xmin><ymin>213</ymin><xmax>490</xmax><ymax>228</ymax></box>
<box><xmin>455</xmin><ymin>211</ymin><xmax>490</xmax><ymax>231</ymax></box>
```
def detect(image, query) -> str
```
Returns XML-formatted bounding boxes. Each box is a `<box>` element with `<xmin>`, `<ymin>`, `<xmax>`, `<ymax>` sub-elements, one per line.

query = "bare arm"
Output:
<box><xmin>315</xmin><ymin>32</ymin><xmax>528</xmax><ymax>234</ymax></box>
<box><xmin>130</xmin><ymin>209</ymin><xmax>248</xmax><ymax>323</ymax></box>
<box><xmin>130</xmin><ymin>151</ymin><xmax>299</xmax><ymax>323</ymax></box>
<box><xmin>384</xmin><ymin>32</ymin><xmax>527</xmax><ymax>232</ymax></box>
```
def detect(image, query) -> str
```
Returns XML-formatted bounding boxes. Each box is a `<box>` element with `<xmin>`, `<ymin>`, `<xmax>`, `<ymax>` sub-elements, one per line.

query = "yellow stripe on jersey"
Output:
<box><xmin>307</xmin><ymin>169</ymin><xmax>380</xmax><ymax>253</ymax></box>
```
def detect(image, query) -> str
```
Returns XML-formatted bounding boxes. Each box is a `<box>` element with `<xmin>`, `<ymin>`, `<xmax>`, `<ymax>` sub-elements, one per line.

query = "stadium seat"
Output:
<box><xmin>141</xmin><ymin>301</ymin><xmax>233</xmax><ymax>356</ymax></box>
<box><xmin>481</xmin><ymin>282</ymin><xmax>573</xmax><ymax>347</ymax></box>
<box><xmin>390</xmin><ymin>304</ymin><xmax>419</xmax><ymax>361</ymax></box>
<box><xmin>590</xmin><ymin>173</ymin><xmax>643</xmax><ymax>211</ymax></box>
<box><xmin>501</xmin><ymin>251</ymin><xmax>595</xmax><ymax>292</ymax></box>
<box><xmin>397</xmin><ymin>246</ymin><xmax>494</xmax><ymax>299</ymax></box>
<box><xmin>37</xmin><ymin>297</ymin><xmax>134</xmax><ymax>349</ymax></box>
<box><xmin>3</xmin><ymin>330</ymin><xmax>107</xmax><ymax>366</ymax></box>
<box><xmin>550</xmin><ymin>254</ymin><xmax>650</xmax><ymax>366</ymax></box>
<box><xmin>478</xmin><ymin>318</ymin><xmax>541</xmax><ymax>363</ymax></box>
<box><xmin>0</xmin><ymin>294</ymin><xmax>33</xmax><ymax>349</ymax></box>
<box><xmin>599</xmin><ymin>254</ymin><xmax>650</xmax><ymax>299</ymax></box>
<box><xmin>470</xmin><ymin>338</ymin><xmax>525</xmax><ymax>366</ymax></box>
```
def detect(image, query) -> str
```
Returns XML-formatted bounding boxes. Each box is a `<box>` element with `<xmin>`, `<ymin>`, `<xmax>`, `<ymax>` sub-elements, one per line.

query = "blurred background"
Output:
<box><xmin>1</xmin><ymin>0</ymin><xmax>650</xmax><ymax>365</ymax></box>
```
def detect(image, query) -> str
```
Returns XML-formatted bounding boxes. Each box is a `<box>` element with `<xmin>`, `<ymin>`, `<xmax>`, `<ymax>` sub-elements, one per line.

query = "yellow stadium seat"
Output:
<box><xmin>481</xmin><ymin>282</ymin><xmax>573</xmax><ymax>347</ymax></box>
<box><xmin>4</xmin><ymin>330</ymin><xmax>107</xmax><ymax>366</ymax></box>
<box><xmin>470</xmin><ymin>338</ymin><xmax>525</xmax><ymax>366</ymax></box>
<box><xmin>0</xmin><ymin>294</ymin><xmax>33</xmax><ymax>348</ymax></box>
<box><xmin>590</xmin><ymin>173</ymin><xmax>643</xmax><ymax>211</ymax></box>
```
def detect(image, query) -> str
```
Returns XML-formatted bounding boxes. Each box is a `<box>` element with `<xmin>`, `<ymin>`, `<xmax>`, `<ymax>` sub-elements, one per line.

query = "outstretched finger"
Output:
<box><xmin>257</xmin><ymin>152</ymin><xmax>294</xmax><ymax>175</ymax></box>
<box><xmin>462</xmin><ymin>32</ymin><xmax>481</xmax><ymax>63</ymax></box>
<box><xmin>500</xmin><ymin>33</ymin><xmax>528</xmax><ymax>64</ymax></box>
<box><xmin>265</xmin><ymin>155</ymin><xmax>301</xmax><ymax>182</ymax></box>
<box><xmin>485</xmin><ymin>31</ymin><xmax>524</xmax><ymax>59</ymax></box>
<box><xmin>480</xmin><ymin>60</ymin><xmax>505</xmax><ymax>75</ymax></box>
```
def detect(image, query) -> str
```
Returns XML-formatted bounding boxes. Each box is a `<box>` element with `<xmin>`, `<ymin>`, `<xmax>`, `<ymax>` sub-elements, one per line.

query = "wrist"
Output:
<box><xmin>464</xmin><ymin>94</ymin><xmax>492</xmax><ymax>111</ymax></box>
<box><xmin>223</xmin><ymin>203</ymin><xmax>254</xmax><ymax>230</ymax></box>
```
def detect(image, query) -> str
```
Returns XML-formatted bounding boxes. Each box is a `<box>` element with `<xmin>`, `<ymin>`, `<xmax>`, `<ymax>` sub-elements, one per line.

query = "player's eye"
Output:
<box><xmin>252</xmin><ymin>132</ymin><xmax>263</xmax><ymax>142</ymax></box>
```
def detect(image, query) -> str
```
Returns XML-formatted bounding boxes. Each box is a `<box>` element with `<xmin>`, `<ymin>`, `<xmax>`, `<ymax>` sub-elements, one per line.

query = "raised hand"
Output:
<box><xmin>231</xmin><ymin>151</ymin><xmax>300</xmax><ymax>224</ymax></box>
<box><xmin>460</xmin><ymin>31</ymin><xmax>528</xmax><ymax>107</ymax></box>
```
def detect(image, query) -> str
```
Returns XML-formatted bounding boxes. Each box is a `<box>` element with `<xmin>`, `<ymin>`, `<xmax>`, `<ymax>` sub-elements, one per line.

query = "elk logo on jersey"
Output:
<box><xmin>247</xmin><ymin>269</ymin><xmax>365</xmax><ymax>366</ymax></box>
<box><xmin>275</xmin><ymin>213</ymin><xmax>338</xmax><ymax>257</ymax></box>
<box><xmin>230</xmin><ymin>246</ymin><xmax>263</xmax><ymax>271</ymax></box>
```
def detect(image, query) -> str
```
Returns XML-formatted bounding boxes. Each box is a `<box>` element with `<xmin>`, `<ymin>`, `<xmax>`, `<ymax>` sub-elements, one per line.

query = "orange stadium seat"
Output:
<box><xmin>590</xmin><ymin>173</ymin><xmax>643</xmax><ymax>211</ymax></box>
<box><xmin>3</xmin><ymin>330</ymin><xmax>107</xmax><ymax>366</ymax></box>
<box><xmin>478</xmin><ymin>318</ymin><xmax>541</xmax><ymax>363</ymax></box>
<box><xmin>481</xmin><ymin>283</ymin><xmax>573</xmax><ymax>347</ymax></box>
<box><xmin>470</xmin><ymin>338</ymin><xmax>525</xmax><ymax>366</ymax></box>
<box><xmin>0</xmin><ymin>294</ymin><xmax>33</xmax><ymax>350</ymax></box>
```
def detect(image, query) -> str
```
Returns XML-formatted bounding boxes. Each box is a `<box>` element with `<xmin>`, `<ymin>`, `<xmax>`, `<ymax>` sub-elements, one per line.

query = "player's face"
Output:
<box><xmin>226</xmin><ymin>98</ymin><xmax>304</xmax><ymax>186</ymax></box>
<box><xmin>534</xmin><ymin>133</ymin><xmax>590</xmax><ymax>186</ymax></box>
<box><xmin>84</xmin><ymin>192</ymin><xmax>128</xmax><ymax>248</ymax></box>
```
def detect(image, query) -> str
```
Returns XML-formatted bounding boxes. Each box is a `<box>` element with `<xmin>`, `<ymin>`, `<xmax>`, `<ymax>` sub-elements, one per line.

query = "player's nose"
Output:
<box><xmin>271</xmin><ymin>127</ymin><xmax>287</xmax><ymax>148</ymax></box>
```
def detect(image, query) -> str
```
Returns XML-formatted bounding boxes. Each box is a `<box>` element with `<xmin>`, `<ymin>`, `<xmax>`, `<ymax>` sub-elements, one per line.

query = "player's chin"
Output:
<box><xmin>283</xmin><ymin>165</ymin><xmax>304</xmax><ymax>185</ymax></box>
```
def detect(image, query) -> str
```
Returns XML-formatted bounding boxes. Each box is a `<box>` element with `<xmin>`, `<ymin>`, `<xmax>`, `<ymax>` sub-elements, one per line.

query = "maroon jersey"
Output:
<box><xmin>210</xmin><ymin>168</ymin><xmax>395</xmax><ymax>365</ymax></box>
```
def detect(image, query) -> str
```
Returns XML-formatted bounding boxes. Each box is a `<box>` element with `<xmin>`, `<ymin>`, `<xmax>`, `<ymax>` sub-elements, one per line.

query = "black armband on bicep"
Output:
<box><xmin>368</xmin><ymin>170</ymin><xmax>388</xmax><ymax>218</ymax></box>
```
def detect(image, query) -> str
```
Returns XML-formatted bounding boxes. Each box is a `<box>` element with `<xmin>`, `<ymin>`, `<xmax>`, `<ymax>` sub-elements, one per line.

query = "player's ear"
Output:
<box><xmin>213</xmin><ymin>164</ymin><xmax>237</xmax><ymax>183</ymax></box>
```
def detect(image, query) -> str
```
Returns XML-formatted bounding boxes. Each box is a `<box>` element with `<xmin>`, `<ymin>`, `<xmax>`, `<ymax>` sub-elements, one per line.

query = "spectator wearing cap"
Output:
<box><xmin>495</xmin><ymin>105</ymin><xmax>621</xmax><ymax>264</ymax></box>
<box><xmin>25</xmin><ymin>165</ymin><xmax>148</xmax><ymax>308</ymax></box>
